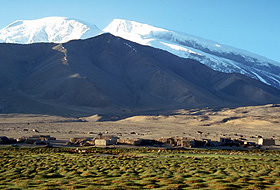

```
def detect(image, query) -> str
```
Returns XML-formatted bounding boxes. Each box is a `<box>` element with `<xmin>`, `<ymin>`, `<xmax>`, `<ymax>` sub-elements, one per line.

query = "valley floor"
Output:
<box><xmin>1</xmin><ymin>104</ymin><xmax>280</xmax><ymax>147</ymax></box>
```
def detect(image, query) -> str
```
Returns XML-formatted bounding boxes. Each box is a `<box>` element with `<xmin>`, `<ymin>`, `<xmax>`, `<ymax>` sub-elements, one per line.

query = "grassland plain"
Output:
<box><xmin>1</xmin><ymin>147</ymin><xmax>280</xmax><ymax>189</ymax></box>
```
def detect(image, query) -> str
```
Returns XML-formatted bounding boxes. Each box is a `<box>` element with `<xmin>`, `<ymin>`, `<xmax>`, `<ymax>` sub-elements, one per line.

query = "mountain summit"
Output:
<box><xmin>0</xmin><ymin>17</ymin><xmax>103</xmax><ymax>44</ymax></box>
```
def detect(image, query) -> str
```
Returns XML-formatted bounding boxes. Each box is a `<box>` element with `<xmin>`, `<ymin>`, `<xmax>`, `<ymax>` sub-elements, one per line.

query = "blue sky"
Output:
<box><xmin>0</xmin><ymin>0</ymin><xmax>279</xmax><ymax>62</ymax></box>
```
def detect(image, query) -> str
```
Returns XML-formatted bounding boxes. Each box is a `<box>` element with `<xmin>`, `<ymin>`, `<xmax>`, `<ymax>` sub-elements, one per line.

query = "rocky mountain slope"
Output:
<box><xmin>0</xmin><ymin>33</ymin><xmax>280</xmax><ymax>116</ymax></box>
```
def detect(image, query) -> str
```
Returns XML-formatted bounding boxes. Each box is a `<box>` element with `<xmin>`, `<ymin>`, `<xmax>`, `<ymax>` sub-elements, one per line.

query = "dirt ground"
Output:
<box><xmin>1</xmin><ymin>104</ymin><xmax>280</xmax><ymax>145</ymax></box>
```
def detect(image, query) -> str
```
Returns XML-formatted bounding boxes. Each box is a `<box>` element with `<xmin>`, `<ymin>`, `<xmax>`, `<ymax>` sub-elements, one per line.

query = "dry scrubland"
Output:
<box><xmin>0</xmin><ymin>104</ymin><xmax>280</xmax><ymax>144</ymax></box>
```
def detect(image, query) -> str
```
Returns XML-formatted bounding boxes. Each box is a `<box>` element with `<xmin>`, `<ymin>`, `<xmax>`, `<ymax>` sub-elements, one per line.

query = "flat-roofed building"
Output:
<box><xmin>258</xmin><ymin>138</ymin><xmax>275</xmax><ymax>146</ymax></box>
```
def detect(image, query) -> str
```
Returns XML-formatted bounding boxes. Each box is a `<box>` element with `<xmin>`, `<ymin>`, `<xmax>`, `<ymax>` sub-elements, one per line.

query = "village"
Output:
<box><xmin>0</xmin><ymin>132</ymin><xmax>277</xmax><ymax>150</ymax></box>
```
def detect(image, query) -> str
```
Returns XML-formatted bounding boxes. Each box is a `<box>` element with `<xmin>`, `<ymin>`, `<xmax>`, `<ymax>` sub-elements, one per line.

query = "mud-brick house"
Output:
<box><xmin>258</xmin><ymin>138</ymin><xmax>275</xmax><ymax>146</ymax></box>
<box><xmin>95</xmin><ymin>139</ymin><xmax>112</xmax><ymax>146</ymax></box>
<box><xmin>177</xmin><ymin>138</ymin><xmax>196</xmax><ymax>148</ymax></box>
<box><xmin>95</xmin><ymin>135</ymin><xmax>118</xmax><ymax>146</ymax></box>
<box><xmin>117</xmin><ymin>138</ymin><xmax>143</xmax><ymax>146</ymax></box>
<box><xmin>220</xmin><ymin>137</ymin><xmax>232</xmax><ymax>145</ymax></box>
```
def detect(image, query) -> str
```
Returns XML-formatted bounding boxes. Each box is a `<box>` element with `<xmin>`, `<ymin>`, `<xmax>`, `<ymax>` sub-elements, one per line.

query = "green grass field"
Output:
<box><xmin>1</xmin><ymin>147</ymin><xmax>280</xmax><ymax>189</ymax></box>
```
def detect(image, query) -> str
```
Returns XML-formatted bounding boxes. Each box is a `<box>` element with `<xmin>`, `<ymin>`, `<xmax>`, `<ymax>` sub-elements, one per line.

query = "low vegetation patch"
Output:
<box><xmin>1</xmin><ymin>147</ymin><xmax>280</xmax><ymax>189</ymax></box>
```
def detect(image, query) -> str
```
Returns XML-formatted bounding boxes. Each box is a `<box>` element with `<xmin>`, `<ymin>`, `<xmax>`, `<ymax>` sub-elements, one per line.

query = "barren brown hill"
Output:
<box><xmin>0</xmin><ymin>33</ymin><xmax>280</xmax><ymax>117</ymax></box>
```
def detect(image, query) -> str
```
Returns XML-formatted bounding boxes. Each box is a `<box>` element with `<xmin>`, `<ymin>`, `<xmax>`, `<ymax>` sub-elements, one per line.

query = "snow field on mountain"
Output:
<box><xmin>0</xmin><ymin>17</ymin><xmax>103</xmax><ymax>44</ymax></box>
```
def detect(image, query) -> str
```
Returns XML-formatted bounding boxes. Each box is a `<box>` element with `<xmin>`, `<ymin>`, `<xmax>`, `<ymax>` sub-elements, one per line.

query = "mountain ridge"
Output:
<box><xmin>0</xmin><ymin>33</ymin><xmax>280</xmax><ymax>117</ymax></box>
<box><xmin>0</xmin><ymin>17</ymin><xmax>280</xmax><ymax>91</ymax></box>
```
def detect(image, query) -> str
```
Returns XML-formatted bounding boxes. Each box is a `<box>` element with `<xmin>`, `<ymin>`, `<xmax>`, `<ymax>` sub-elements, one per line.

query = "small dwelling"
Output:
<box><xmin>95</xmin><ymin>139</ymin><xmax>112</xmax><ymax>146</ymax></box>
<box><xmin>95</xmin><ymin>135</ymin><xmax>118</xmax><ymax>146</ymax></box>
<box><xmin>258</xmin><ymin>138</ymin><xmax>275</xmax><ymax>146</ymax></box>
<box><xmin>117</xmin><ymin>138</ymin><xmax>143</xmax><ymax>146</ymax></box>
<box><xmin>220</xmin><ymin>137</ymin><xmax>232</xmax><ymax>145</ymax></box>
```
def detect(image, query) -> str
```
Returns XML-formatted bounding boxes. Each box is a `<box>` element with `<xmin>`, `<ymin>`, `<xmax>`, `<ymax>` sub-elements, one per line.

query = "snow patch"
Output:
<box><xmin>160</xmin><ymin>42</ymin><xmax>202</xmax><ymax>55</ymax></box>
<box><xmin>124</xmin><ymin>42</ymin><xmax>137</xmax><ymax>52</ymax></box>
<box><xmin>251</xmin><ymin>71</ymin><xmax>269</xmax><ymax>85</ymax></box>
<box><xmin>70</xmin><ymin>73</ymin><xmax>82</xmax><ymax>78</ymax></box>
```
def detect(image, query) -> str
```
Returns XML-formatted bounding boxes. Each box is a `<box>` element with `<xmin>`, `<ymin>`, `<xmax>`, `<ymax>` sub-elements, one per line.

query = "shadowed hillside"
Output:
<box><xmin>0</xmin><ymin>33</ymin><xmax>280</xmax><ymax>117</ymax></box>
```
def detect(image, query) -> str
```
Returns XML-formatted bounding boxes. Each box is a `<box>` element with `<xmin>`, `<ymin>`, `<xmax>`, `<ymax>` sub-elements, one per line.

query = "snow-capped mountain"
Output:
<box><xmin>0</xmin><ymin>17</ymin><xmax>103</xmax><ymax>44</ymax></box>
<box><xmin>1</xmin><ymin>17</ymin><xmax>280</xmax><ymax>90</ymax></box>
<box><xmin>104</xmin><ymin>19</ymin><xmax>280</xmax><ymax>90</ymax></box>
